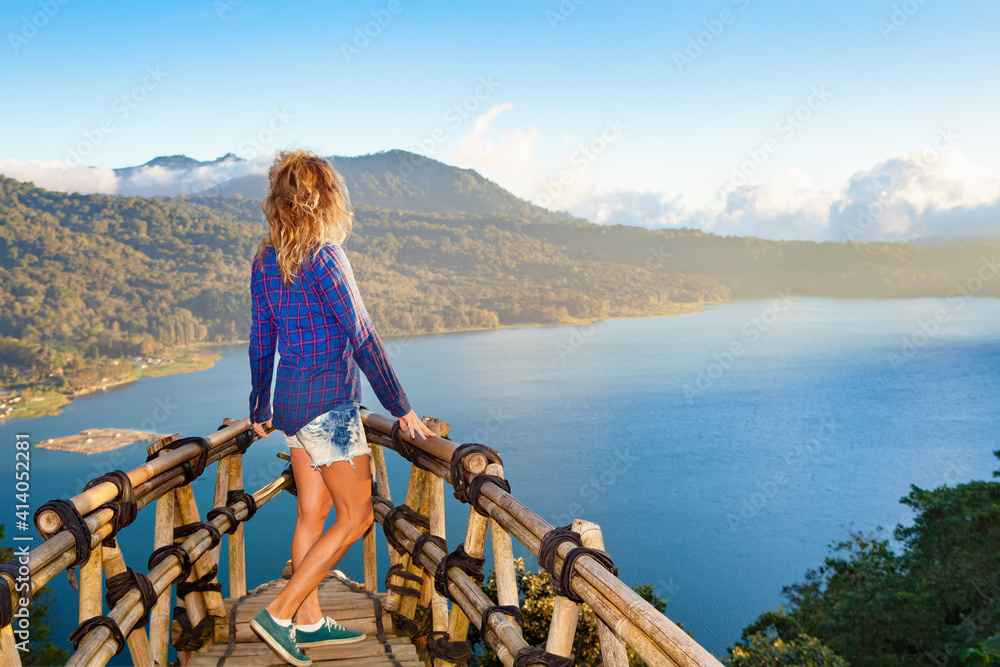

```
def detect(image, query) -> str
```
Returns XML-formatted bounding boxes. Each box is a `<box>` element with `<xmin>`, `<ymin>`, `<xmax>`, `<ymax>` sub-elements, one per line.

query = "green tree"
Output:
<box><xmin>731</xmin><ymin>450</ymin><xmax>1000</xmax><ymax>667</ymax></box>
<box><xmin>468</xmin><ymin>556</ymin><xmax>670</xmax><ymax>666</ymax></box>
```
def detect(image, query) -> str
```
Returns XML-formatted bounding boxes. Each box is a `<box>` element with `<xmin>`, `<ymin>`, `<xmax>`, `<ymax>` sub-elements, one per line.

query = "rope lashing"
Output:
<box><xmin>426</xmin><ymin>630</ymin><xmax>473</xmax><ymax>663</ymax></box>
<box><xmin>69</xmin><ymin>615</ymin><xmax>127</xmax><ymax>657</ymax></box>
<box><xmin>412</xmin><ymin>533</ymin><xmax>447</xmax><ymax>568</ymax></box>
<box><xmin>205</xmin><ymin>489</ymin><xmax>257</xmax><ymax>534</ymax></box>
<box><xmin>32</xmin><ymin>498</ymin><xmax>92</xmax><ymax>591</ymax></box>
<box><xmin>513</xmin><ymin>642</ymin><xmax>575</xmax><ymax>667</ymax></box>
<box><xmin>104</xmin><ymin>567</ymin><xmax>157</xmax><ymax>629</ymax></box>
<box><xmin>82</xmin><ymin>470</ymin><xmax>137</xmax><ymax>547</ymax></box>
<box><xmin>171</xmin><ymin>605</ymin><xmax>214</xmax><ymax>651</ymax></box>
<box><xmin>537</xmin><ymin>524</ymin><xmax>618</xmax><ymax>603</ymax></box>
<box><xmin>434</xmin><ymin>543</ymin><xmax>485</xmax><ymax>601</ymax></box>
<box><xmin>392</xmin><ymin>603</ymin><xmax>433</xmax><ymax>638</ymax></box>
<box><xmin>226</xmin><ymin>489</ymin><xmax>257</xmax><ymax>520</ymax></box>
<box><xmin>218</xmin><ymin>422</ymin><xmax>254</xmax><ymax>454</ymax></box>
<box><xmin>174</xmin><ymin>521</ymin><xmax>222</xmax><ymax>550</ymax></box>
<box><xmin>146</xmin><ymin>436</ymin><xmax>211</xmax><ymax>484</ymax></box>
<box><xmin>148</xmin><ymin>544</ymin><xmax>193</xmax><ymax>587</ymax></box>
<box><xmin>384</xmin><ymin>563</ymin><xmax>423</xmax><ymax>599</ymax></box>
<box><xmin>381</xmin><ymin>503</ymin><xmax>430</xmax><ymax>556</ymax></box>
<box><xmin>481</xmin><ymin>604</ymin><xmax>524</xmax><ymax>638</ymax></box>
<box><xmin>467</xmin><ymin>474</ymin><xmax>511</xmax><ymax>517</ymax></box>
<box><xmin>281</xmin><ymin>464</ymin><xmax>298</xmax><ymax>497</ymax></box>
<box><xmin>371</xmin><ymin>495</ymin><xmax>393</xmax><ymax>525</ymax></box>
<box><xmin>449</xmin><ymin>443</ymin><xmax>503</xmax><ymax>503</ymax></box>
<box><xmin>176</xmin><ymin>565</ymin><xmax>223</xmax><ymax>598</ymax></box>
<box><xmin>390</xmin><ymin>420</ymin><xmax>422</xmax><ymax>464</ymax></box>
<box><xmin>0</xmin><ymin>562</ymin><xmax>25</xmax><ymax>628</ymax></box>
<box><xmin>205</xmin><ymin>506</ymin><xmax>237</xmax><ymax>533</ymax></box>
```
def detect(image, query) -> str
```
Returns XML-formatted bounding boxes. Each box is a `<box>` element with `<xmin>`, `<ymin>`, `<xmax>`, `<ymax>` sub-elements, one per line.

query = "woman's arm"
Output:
<box><xmin>315</xmin><ymin>246</ymin><xmax>433</xmax><ymax>439</ymax></box>
<box><xmin>249</xmin><ymin>264</ymin><xmax>277</xmax><ymax>427</ymax></box>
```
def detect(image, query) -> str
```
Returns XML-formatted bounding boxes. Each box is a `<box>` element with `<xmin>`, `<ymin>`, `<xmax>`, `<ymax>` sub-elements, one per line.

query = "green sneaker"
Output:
<box><xmin>295</xmin><ymin>617</ymin><xmax>367</xmax><ymax>646</ymax></box>
<box><xmin>250</xmin><ymin>608</ymin><xmax>313</xmax><ymax>666</ymax></box>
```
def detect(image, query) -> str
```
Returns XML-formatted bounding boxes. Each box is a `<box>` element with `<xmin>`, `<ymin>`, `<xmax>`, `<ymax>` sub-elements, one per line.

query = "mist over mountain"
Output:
<box><xmin>113</xmin><ymin>153</ymin><xmax>246</xmax><ymax>197</ymax></box>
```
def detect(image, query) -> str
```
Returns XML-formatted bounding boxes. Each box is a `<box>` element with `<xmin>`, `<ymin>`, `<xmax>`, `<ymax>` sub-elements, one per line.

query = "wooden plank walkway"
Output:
<box><xmin>188</xmin><ymin>572</ymin><xmax>425</xmax><ymax>666</ymax></box>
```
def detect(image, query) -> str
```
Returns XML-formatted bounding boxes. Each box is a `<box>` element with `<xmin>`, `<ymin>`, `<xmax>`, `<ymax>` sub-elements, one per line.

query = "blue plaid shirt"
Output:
<box><xmin>249</xmin><ymin>243</ymin><xmax>411</xmax><ymax>435</ymax></box>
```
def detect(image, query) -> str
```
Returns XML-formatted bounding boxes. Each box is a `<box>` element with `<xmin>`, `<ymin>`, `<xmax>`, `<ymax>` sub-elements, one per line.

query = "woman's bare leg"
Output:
<box><xmin>266</xmin><ymin>454</ymin><xmax>373</xmax><ymax>621</ymax></box>
<box><xmin>288</xmin><ymin>448</ymin><xmax>333</xmax><ymax>626</ymax></box>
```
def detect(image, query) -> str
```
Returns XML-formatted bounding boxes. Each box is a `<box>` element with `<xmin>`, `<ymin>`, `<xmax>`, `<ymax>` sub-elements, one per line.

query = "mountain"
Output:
<box><xmin>195</xmin><ymin>150</ymin><xmax>572</xmax><ymax>222</ymax></box>
<box><xmin>1</xmin><ymin>173</ymin><xmax>998</xmax><ymax>397</ymax></box>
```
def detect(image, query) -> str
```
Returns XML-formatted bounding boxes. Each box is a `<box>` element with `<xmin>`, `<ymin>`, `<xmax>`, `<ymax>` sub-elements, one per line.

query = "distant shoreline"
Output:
<box><xmin>1</xmin><ymin>345</ymin><xmax>222</xmax><ymax>421</ymax></box>
<box><xmin>1</xmin><ymin>304</ymin><xmax>708</xmax><ymax>421</ymax></box>
<box><xmin>22</xmin><ymin>293</ymin><xmax>998</xmax><ymax>422</ymax></box>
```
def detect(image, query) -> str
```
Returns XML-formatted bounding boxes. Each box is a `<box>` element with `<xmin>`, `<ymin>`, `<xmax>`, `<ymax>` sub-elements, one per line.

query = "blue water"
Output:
<box><xmin>2</xmin><ymin>298</ymin><xmax>999</xmax><ymax>662</ymax></box>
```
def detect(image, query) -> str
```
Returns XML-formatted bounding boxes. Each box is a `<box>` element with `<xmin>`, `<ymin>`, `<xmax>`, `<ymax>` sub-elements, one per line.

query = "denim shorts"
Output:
<box><xmin>285</xmin><ymin>405</ymin><xmax>371</xmax><ymax>472</ymax></box>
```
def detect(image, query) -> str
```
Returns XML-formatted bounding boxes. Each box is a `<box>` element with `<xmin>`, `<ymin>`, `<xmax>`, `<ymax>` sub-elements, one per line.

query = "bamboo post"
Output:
<box><xmin>209</xmin><ymin>446</ymin><xmax>231</xmax><ymax>572</ymax></box>
<box><xmin>383</xmin><ymin>464</ymin><xmax>427</xmax><ymax>613</ymax></box>
<box><xmin>363</xmin><ymin>455</ymin><xmax>379</xmax><ymax>593</ymax></box>
<box><xmin>149</xmin><ymin>488</ymin><xmax>174</xmax><ymax>667</ymax></box>
<box><xmin>173</xmin><ymin>486</ymin><xmax>224</xmax><ymax>619</ymax></box>
<box><xmin>427</xmin><ymin>470</ymin><xmax>449</xmax><ymax>663</ymax></box>
<box><xmin>413</xmin><ymin>468</ymin><xmax>433</xmax><ymax>621</ymax></box>
<box><xmin>227</xmin><ymin>452</ymin><xmax>247</xmax><ymax>599</ymax></box>
<box><xmin>424</xmin><ymin>422</ymin><xmax>451</xmax><ymax>645</ymax></box>
<box><xmin>78</xmin><ymin>544</ymin><xmax>103</xmax><ymax>624</ymax></box>
<box><xmin>101</xmin><ymin>544</ymin><xmax>154</xmax><ymax>667</ymax></box>
<box><xmin>545</xmin><ymin>518</ymin><xmax>587</xmax><ymax>658</ymax></box>
<box><xmin>440</xmin><ymin>487</ymin><xmax>492</xmax><ymax>667</ymax></box>
<box><xmin>210</xmin><ymin>451</ymin><xmax>231</xmax><ymax>644</ymax></box>
<box><xmin>0</xmin><ymin>624</ymin><xmax>22</xmax><ymax>667</ymax></box>
<box><xmin>578</xmin><ymin>521</ymin><xmax>629</xmax><ymax>667</ymax></box>
<box><xmin>369</xmin><ymin>440</ymin><xmax>393</xmax><ymax>502</ymax></box>
<box><xmin>487</xmin><ymin>463</ymin><xmax>518</xmax><ymax>611</ymax></box>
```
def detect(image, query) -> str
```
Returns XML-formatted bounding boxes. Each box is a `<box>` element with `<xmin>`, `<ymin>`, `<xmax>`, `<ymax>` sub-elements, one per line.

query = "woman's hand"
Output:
<box><xmin>252</xmin><ymin>419</ymin><xmax>272</xmax><ymax>439</ymax></box>
<box><xmin>398</xmin><ymin>410</ymin><xmax>435</xmax><ymax>440</ymax></box>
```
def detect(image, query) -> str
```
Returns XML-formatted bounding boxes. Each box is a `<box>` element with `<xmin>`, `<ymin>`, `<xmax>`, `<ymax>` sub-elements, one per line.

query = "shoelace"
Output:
<box><xmin>287</xmin><ymin>624</ymin><xmax>297</xmax><ymax>644</ymax></box>
<box><xmin>323</xmin><ymin>617</ymin><xmax>347</xmax><ymax>632</ymax></box>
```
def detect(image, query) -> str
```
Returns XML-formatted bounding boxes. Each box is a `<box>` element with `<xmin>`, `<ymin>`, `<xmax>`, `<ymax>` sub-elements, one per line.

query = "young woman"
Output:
<box><xmin>248</xmin><ymin>149</ymin><xmax>433</xmax><ymax>666</ymax></box>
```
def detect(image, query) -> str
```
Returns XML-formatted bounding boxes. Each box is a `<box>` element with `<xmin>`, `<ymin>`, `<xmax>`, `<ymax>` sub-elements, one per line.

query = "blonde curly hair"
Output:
<box><xmin>254</xmin><ymin>149</ymin><xmax>353</xmax><ymax>284</ymax></box>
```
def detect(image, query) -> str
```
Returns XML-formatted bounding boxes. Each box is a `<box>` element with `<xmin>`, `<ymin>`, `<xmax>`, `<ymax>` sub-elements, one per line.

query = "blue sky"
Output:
<box><xmin>2</xmin><ymin>0</ymin><xmax>999</xmax><ymax>241</ymax></box>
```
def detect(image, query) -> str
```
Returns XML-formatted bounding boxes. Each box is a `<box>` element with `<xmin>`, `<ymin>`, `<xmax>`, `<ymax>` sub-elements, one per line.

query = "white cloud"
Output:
<box><xmin>569</xmin><ymin>189</ymin><xmax>695</xmax><ymax>229</ymax></box>
<box><xmin>448</xmin><ymin>103</ymin><xmax>546</xmax><ymax>198</ymax></box>
<box><xmin>566</xmin><ymin>146</ymin><xmax>1000</xmax><ymax>242</ymax></box>
<box><xmin>0</xmin><ymin>156</ymin><xmax>273</xmax><ymax>198</ymax></box>
<box><xmin>0</xmin><ymin>159</ymin><xmax>119</xmax><ymax>194</ymax></box>
<box><xmin>829</xmin><ymin>145</ymin><xmax>1000</xmax><ymax>242</ymax></box>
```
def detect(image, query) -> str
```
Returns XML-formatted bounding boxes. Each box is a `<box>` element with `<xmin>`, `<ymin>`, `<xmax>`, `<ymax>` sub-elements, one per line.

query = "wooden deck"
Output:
<box><xmin>188</xmin><ymin>572</ymin><xmax>425</xmax><ymax>666</ymax></box>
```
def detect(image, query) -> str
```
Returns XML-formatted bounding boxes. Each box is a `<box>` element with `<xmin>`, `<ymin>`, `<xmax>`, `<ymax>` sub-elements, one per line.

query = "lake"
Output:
<box><xmin>3</xmin><ymin>297</ymin><xmax>999</xmax><ymax>662</ymax></box>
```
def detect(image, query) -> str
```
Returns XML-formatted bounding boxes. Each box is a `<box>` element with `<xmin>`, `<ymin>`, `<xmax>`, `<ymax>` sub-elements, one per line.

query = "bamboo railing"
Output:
<box><xmin>0</xmin><ymin>411</ymin><xmax>723</xmax><ymax>667</ymax></box>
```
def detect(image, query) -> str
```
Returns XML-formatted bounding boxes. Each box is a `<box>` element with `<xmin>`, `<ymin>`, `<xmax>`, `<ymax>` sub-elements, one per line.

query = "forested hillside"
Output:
<box><xmin>1</xmin><ymin>174</ymin><xmax>998</xmax><ymax>398</ymax></box>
